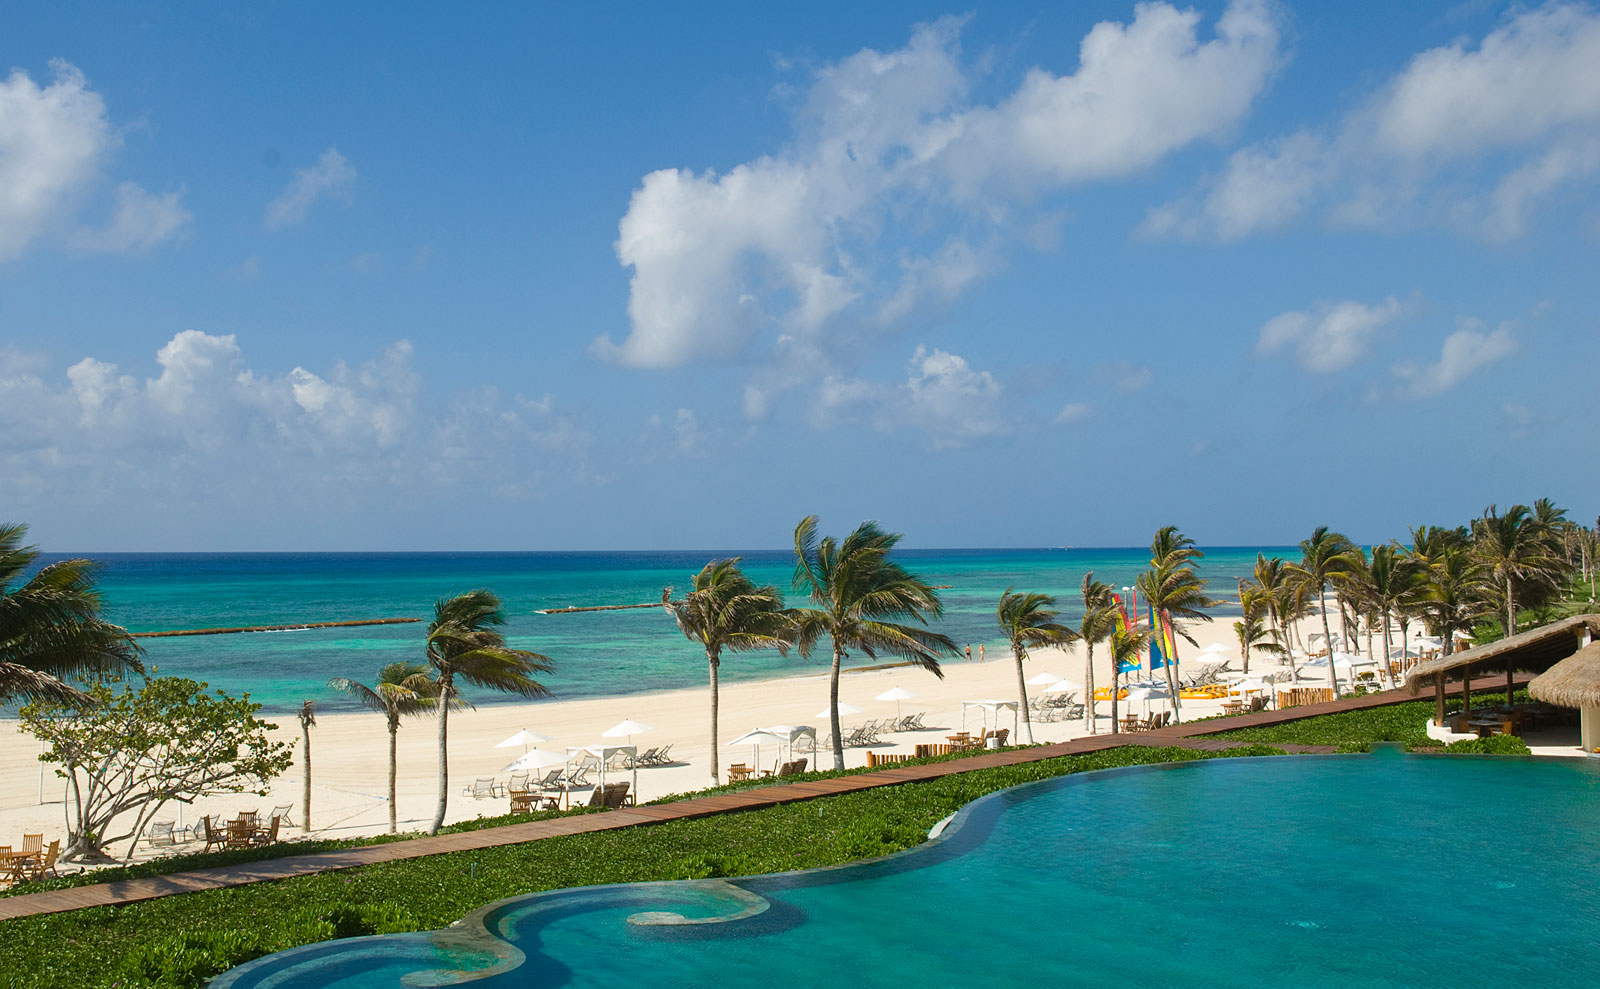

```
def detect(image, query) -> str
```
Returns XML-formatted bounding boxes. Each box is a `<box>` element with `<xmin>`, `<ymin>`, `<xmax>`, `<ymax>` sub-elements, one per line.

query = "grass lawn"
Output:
<box><xmin>1209</xmin><ymin>688</ymin><xmax>1529</xmax><ymax>751</ymax></box>
<box><xmin>2</xmin><ymin>743</ymin><xmax>1284</xmax><ymax>988</ymax></box>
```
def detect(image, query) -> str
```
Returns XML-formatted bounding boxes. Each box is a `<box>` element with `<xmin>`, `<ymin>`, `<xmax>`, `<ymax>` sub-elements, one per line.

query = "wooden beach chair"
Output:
<box><xmin>199</xmin><ymin>816</ymin><xmax>227</xmax><ymax>853</ymax></box>
<box><xmin>601</xmin><ymin>782</ymin><xmax>632</xmax><ymax>808</ymax></box>
<box><xmin>649</xmin><ymin>743</ymin><xmax>674</xmax><ymax>765</ymax></box>
<box><xmin>252</xmin><ymin>815</ymin><xmax>282</xmax><ymax>846</ymax></box>
<box><xmin>26</xmin><ymin>840</ymin><xmax>59</xmax><ymax>882</ymax></box>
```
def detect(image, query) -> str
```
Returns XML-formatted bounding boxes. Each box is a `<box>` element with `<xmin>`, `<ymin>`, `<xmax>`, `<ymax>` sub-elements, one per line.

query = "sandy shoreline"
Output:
<box><xmin>0</xmin><ymin>613</ymin><xmax>1468</xmax><ymax>866</ymax></box>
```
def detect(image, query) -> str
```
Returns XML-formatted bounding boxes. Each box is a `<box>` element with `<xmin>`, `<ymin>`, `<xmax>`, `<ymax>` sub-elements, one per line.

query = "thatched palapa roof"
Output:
<box><xmin>1529</xmin><ymin>643</ymin><xmax>1600</xmax><ymax>709</ymax></box>
<box><xmin>1404</xmin><ymin>614</ymin><xmax>1600</xmax><ymax>693</ymax></box>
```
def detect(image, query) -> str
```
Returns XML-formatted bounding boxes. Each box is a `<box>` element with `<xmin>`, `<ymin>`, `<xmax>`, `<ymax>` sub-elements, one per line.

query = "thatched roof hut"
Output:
<box><xmin>1529</xmin><ymin>643</ymin><xmax>1600</xmax><ymax>709</ymax></box>
<box><xmin>1404</xmin><ymin>614</ymin><xmax>1600</xmax><ymax>692</ymax></box>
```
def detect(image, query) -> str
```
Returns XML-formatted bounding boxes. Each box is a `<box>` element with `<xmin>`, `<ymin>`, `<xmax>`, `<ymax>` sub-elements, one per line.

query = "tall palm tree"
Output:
<box><xmin>1251</xmin><ymin>555</ymin><xmax>1298</xmax><ymax>672</ymax></box>
<box><xmin>790</xmin><ymin>517</ymin><xmax>956</xmax><ymax>770</ymax></box>
<box><xmin>328</xmin><ymin>662</ymin><xmax>453</xmax><ymax>833</ymax></box>
<box><xmin>665</xmin><ymin>558</ymin><xmax>792</xmax><ymax>782</ymax></box>
<box><xmin>996</xmin><ymin>589</ymin><xmax>1079</xmax><ymax>744</ymax></box>
<box><xmin>1289</xmin><ymin>527</ymin><xmax>1359</xmax><ymax>695</ymax></box>
<box><xmin>1472</xmin><ymin>504</ymin><xmax>1567</xmax><ymax>637</ymax></box>
<box><xmin>426</xmin><ymin>589</ymin><xmax>554</xmax><ymax>834</ymax></box>
<box><xmin>1362</xmin><ymin>544</ymin><xmax>1422</xmax><ymax>686</ymax></box>
<box><xmin>297</xmin><ymin>700</ymin><xmax>315</xmax><ymax>833</ymax></box>
<box><xmin>1106</xmin><ymin>622</ymin><xmax>1153</xmax><ymax>733</ymax></box>
<box><xmin>0</xmin><ymin>523</ymin><xmax>143</xmax><ymax>704</ymax></box>
<box><xmin>1077</xmin><ymin>573</ymin><xmax>1116</xmax><ymax>734</ymax></box>
<box><xmin>1409</xmin><ymin>541</ymin><xmax>1483</xmax><ymax>656</ymax></box>
<box><xmin>1136</xmin><ymin>526</ymin><xmax>1218</xmax><ymax>722</ymax></box>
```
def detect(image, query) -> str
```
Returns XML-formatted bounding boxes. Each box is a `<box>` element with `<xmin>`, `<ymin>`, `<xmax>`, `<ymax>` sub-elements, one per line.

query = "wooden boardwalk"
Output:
<box><xmin>0</xmin><ymin>678</ymin><xmax>1515</xmax><ymax>922</ymax></box>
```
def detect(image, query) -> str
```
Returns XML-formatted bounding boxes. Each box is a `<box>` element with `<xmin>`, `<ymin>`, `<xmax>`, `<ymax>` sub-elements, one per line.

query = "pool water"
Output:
<box><xmin>216</xmin><ymin>754</ymin><xmax>1600</xmax><ymax>988</ymax></box>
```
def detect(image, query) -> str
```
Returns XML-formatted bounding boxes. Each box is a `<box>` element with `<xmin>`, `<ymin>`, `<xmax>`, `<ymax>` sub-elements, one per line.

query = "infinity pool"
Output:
<box><xmin>216</xmin><ymin>753</ymin><xmax>1600</xmax><ymax>988</ymax></box>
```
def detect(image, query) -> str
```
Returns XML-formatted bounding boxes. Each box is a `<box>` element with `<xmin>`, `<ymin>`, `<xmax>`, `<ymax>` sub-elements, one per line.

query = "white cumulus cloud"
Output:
<box><xmin>1146</xmin><ymin>2</ymin><xmax>1600</xmax><ymax>241</ymax></box>
<box><xmin>0</xmin><ymin>61</ymin><xmax>188</xmax><ymax>260</ymax></box>
<box><xmin>599</xmin><ymin>1</ymin><xmax>1283</xmax><ymax>369</ymax></box>
<box><xmin>266</xmin><ymin>148</ymin><xmax>357</xmax><ymax>231</ymax></box>
<box><xmin>1394</xmin><ymin>318</ymin><xmax>1516</xmax><ymax>397</ymax></box>
<box><xmin>1256</xmin><ymin>297</ymin><xmax>1406</xmax><ymax>372</ymax></box>
<box><xmin>813</xmin><ymin>345</ymin><xmax>1008</xmax><ymax>447</ymax></box>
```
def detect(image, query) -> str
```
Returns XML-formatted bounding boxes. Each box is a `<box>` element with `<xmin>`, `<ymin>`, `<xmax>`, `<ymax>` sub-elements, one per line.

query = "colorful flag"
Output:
<box><xmin>1161</xmin><ymin>609</ymin><xmax>1179</xmax><ymax>667</ymax></box>
<box><xmin>1149</xmin><ymin>604</ymin><xmax>1167</xmax><ymax>669</ymax></box>
<box><xmin>1111</xmin><ymin>593</ymin><xmax>1140</xmax><ymax>673</ymax></box>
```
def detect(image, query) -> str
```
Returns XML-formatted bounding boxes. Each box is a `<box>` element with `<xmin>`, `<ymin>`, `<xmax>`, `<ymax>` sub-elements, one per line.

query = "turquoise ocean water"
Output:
<box><xmin>38</xmin><ymin>547</ymin><xmax>1284</xmax><ymax>714</ymax></box>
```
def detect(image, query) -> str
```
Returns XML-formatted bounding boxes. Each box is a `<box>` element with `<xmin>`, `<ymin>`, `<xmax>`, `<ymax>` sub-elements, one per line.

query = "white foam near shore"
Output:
<box><xmin>0</xmin><ymin>616</ymin><xmax>1407</xmax><ymax>867</ymax></box>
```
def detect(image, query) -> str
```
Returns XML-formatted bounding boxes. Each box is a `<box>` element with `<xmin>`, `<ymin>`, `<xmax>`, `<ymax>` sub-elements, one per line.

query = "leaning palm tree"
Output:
<box><xmin>0</xmin><ymin>523</ymin><xmax>143</xmax><ymax>704</ymax></box>
<box><xmin>1234</xmin><ymin>583</ymin><xmax>1280</xmax><ymax>675</ymax></box>
<box><xmin>790</xmin><ymin>517</ymin><xmax>956</xmax><ymax>770</ymax></box>
<box><xmin>1106</xmin><ymin>621</ymin><xmax>1153</xmax><ymax>733</ymax></box>
<box><xmin>1289</xmin><ymin>527</ymin><xmax>1359</xmax><ymax>695</ymax></box>
<box><xmin>297</xmin><ymin>700</ymin><xmax>315</xmax><ymax>833</ymax></box>
<box><xmin>1077</xmin><ymin>573</ymin><xmax>1116</xmax><ymax>734</ymax></box>
<box><xmin>1472</xmin><ymin>504</ymin><xmax>1568</xmax><ymax>637</ymax></box>
<box><xmin>1136</xmin><ymin>526</ymin><xmax>1219</xmax><ymax>722</ymax></box>
<box><xmin>665</xmin><ymin>559</ymin><xmax>792</xmax><ymax>782</ymax></box>
<box><xmin>426</xmin><ymin>589</ymin><xmax>554</xmax><ymax>834</ymax></box>
<box><xmin>328</xmin><ymin>662</ymin><xmax>454</xmax><ymax>833</ymax></box>
<box><xmin>996</xmin><ymin>589</ymin><xmax>1079</xmax><ymax>744</ymax></box>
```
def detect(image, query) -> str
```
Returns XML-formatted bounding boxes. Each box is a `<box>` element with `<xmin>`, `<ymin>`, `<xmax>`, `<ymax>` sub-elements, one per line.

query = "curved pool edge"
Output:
<box><xmin>214</xmin><ymin>748</ymin><xmax>1511</xmax><ymax>987</ymax></box>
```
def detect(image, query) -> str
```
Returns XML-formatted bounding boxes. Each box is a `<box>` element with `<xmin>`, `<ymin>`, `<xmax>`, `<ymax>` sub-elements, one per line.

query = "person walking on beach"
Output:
<box><xmin>965</xmin><ymin>644</ymin><xmax>972</xmax><ymax>662</ymax></box>
<box><xmin>979</xmin><ymin>644</ymin><xmax>986</xmax><ymax>663</ymax></box>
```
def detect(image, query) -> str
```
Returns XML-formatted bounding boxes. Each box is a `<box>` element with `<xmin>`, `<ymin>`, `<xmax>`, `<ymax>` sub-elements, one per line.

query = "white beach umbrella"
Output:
<box><xmin>875</xmin><ymin>686</ymin><xmax>918</xmax><ymax>719</ymax></box>
<box><xmin>816</xmin><ymin>701</ymin><xmax>863</xmax><ymax>719</ymax></box>
<box><xmin>1125</xmin><ymin>684</ymin><xmax>1172</xmax><ymax>718</ymax></box>
<box><xmin>1201</xmin><ymin>643</ymin><xmax>1228</xmax><ymax>654</ymax></box>
<box><xmin>601</xmin><ymin>719</ymin><xmax>655</xmax><ymax>746</ymax></box>
<box><xmin>728</xmin><ymin>729</ymin><xmax>786</xmax><ymax>772</ymax></box>
<box><xmin>494</xmin><ymin>729</ymin><xmax>551</xmax><ymax>753</ymax></box>
<box><xmin>1043</xmin><ymin>677</ymin><xmax>1083</xmax><ymax>693</ymax></box>
<box><xmin>1026</xmin><ymin>671</ymin><xmax>1064</xmax><ymax>686</ymax></box>
<box><xmin>500</xmin><ymin>748</ymin><xmax>567</xmax><ymax>774</ymax></box>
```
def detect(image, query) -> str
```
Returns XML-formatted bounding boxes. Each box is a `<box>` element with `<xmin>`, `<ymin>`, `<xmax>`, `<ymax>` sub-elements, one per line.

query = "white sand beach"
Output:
<box><xmin>0</xmin><ymin>615</ymin><xmax>1473</xmax><ymax>867</ymax></box>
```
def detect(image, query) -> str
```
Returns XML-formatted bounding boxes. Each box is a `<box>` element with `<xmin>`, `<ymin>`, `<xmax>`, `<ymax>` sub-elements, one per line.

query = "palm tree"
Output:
<box><xmin>996</xmin><ymin>589</ymin><xmax>1079</xmax><ymax>744</ymax></box>
<box><xmin>1234</xmin><ymin>583</ymin><xmax>1279</xmax><ymax>675</ymax></box>
<box><xmin>1077</xmin><ymin>573</ymin><xmax>1116</xmax><ymax>734</ymax></box>
<box><xmin>426</xmin><ymin>589</ymin><xmax>554</xmax><ymax>834</ymax></box>
<box><xmin>790</xmin><ymin>517</ymin><xmax>956</xmax><ymax>770</ymax></box>
<box><xmin>1472</xmin><ymin>504</ymin><xmax>1567</xmax><ymax>637</ymax></box>
<box><xmin>665</xmin><ymin>559</ymin><xmax>792</xmax><ymax>782</ymax></box>
<box><xmin>1106</xmin><ymin>622</ymin><xmax>1153</xmax><ymax>733</ymax></box>
<box><xmin>1251</xmin><ymin>555</ymin><xmax>1298</xmax><ymax>672</ymax></box>
<box><xmin>328</xmin><ymin>662</ymin><xmax>452</xmax><ymax>833</ymax></box>
<box><xmin>1409</xmin><ymin>539</ymin><xmax>1483</xmax><ymax>656</ymax></box>
<box><xmin>297</xmin><ymin>700</ymin><xmax>315</xmax><ymax>833</ymax></box>
<box><xmin>1362</xmin><ymin>544</ymin><xmax>1422</xmax><ymax>686</ymax></box>
<box><xmin>1136</xmin><ymin>526</ymin><xmax>1219</xmax><ymax>722</ymax></box>
<box><xmin>0</xmin><ymin>523</ymin><xmax>143</xmax><ymax>704</ymax></box>
<box><xmin>1289</xmin><ymin>527</ymin><xmax>1359</xmax><ymax>695</ymax></box>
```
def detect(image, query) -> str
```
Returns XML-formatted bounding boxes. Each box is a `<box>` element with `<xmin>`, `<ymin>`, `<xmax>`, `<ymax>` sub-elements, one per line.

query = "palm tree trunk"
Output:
<box><xmin>388</xmin><ymin>717</ymin><xmax>399</xmax><ymax>834</ymax></box>
<box><xmin>301</xmin><ymin>723</ymin><xmax>312</xmax><ymax>833</ymax></box>
<box><xmin>1505</xmin><ymin>577</ymin><xmax>1517</xmax><ymax>636</ymax></box>
<box><xmin>1013</xmin><ymin>643</ymin><xmax>1033</xmax><ymax>744</ymax></box>
<box><xmin>1381</xmin><ymin>608</ymin><xmax>1393</xmax><ymax>690</ymax></box>
<box><xmin>1084</xmin><ymin>643</ymin><xmax>1096</xmax><ymax>734</ymax></box>
<box><xmin>829</xmin><ymin>640</ymin><xmax>845</xmax><ymax>771</ymax></box>
<box><xmin>431</xmin><ymin>676</ymin><xmax>451</xmax><ymax>834</ymax></box>
<box><xmin>1320</xmin><ymin>584</ymin><xmax>1338</xmax><ymax>696</ymax></box>
<box><xmin>1110</xmin><ymin>665</ymin><xmax>1120</xmax><ymax>734</ymax></box>
<box><xmin>707</xmin><ymin>649</ymin><xmax>721</xmax><ymax>783</ymax></box>
<box><xmin>1161</xmin><ymin>616</ymin><xmax>1182</xmax><ymax>724</ymax></box>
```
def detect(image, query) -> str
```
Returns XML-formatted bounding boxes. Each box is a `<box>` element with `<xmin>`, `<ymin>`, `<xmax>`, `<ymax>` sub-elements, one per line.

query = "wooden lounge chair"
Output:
<box><xmin>532</xmin><ymin>768</ymin><xmax>566</xmax><ymax>790</ymax></box>
<box><xmin>990</xmin><ymin>728</ymin><xmax>1009</xmax><ymax>747</ymax></box>
<box><xmin>634</xmin><ymin>746</ymin><xmax>660</xmax><ymax>766</ymax></box>
<box><xmin>583</xmin><ymin>784</ymin><xmax>607</xmax><ymax>808</ymax></box>
<box><xmin>650</xmin><ymin>743</ymin><xmax>674</xmax><ymax>765</ymax></box>
<box><xmin>25</xmin><ymin>840</ymin><xmax>59</xmax><ymax>883</ymax></box>
<box><xmin>601</xmin><ymin>782</ymin><xmax>632</xmax><ymax>809</ymax></box>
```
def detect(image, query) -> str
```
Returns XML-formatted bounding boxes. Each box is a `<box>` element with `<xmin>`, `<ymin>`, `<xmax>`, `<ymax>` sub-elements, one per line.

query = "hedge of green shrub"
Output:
<box><xmin>1207</xmin><ymin>689</ymin><xmax>1531</xmax><ymax>751</ymax></box>
<box><xmin>1442</xmin><ymin>733</ymin><xmax>1533</xmax><ymax>755</ymax></box>
<box><xmin>0</xmin><ymin>743</ymin><xmax>1282</xmax><ymax>988</ymax></box>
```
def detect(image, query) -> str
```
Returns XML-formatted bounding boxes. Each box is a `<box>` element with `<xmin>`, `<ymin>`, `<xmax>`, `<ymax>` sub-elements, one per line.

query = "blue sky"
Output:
<box><xmin>2</xmin><ymin>1</ymin><xmax>1596</xmax><ymax>551</ymax></box>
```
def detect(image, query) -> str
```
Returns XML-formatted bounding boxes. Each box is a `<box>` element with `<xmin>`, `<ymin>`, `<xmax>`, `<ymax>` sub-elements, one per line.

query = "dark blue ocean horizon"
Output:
<box><xmin>31</xmin><ymin>547</ymin><xmax>1293</xmax><ymax>714</ymax></box>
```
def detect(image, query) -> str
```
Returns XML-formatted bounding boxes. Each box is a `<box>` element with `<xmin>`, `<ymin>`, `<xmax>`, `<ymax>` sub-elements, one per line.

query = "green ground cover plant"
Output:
<box><xmin>1</xmin><ymin>743</ymin><xmax>1282</xmax><ymax>988</ymax></box>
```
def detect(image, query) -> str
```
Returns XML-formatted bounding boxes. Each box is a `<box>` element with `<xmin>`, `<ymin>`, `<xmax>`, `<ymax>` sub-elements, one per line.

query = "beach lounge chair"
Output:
<box><xmin>199</xmin><ymin>816</ymin><xmax>227</xmax><ymax>853</ymax></box>
<box><xmin>790</xmin><ymin>757</ymin><xmax>807</xmax><ymax>774</ymax></box>
<box><xmin>463</xmin><ymin>778</ymin><xmax>502</xmax><ymax>799</ymax></box>
<box><xmin>252</xmin><ymin>815</ymin><xmax>282</xmax><ymax>846</ymax></box>
<box><xmin>269</xmin><ymin>804</ymin><xmax>293</xmax><ymax>830</ymax></box>
<box><xmin>583</xmin><ymin>785</ymin><xmax>607</xmax><ymax>808</ymax></box>
<box><xmin>532</xmin><ymin>768</ymin><xmax>565</xmax><ymax>790</ymax></box>
<box><xmin>147</xmin><ymin>821</ymin><xmax>177</xmax><ymax>847</ymax></box>
<box><xmin>601</xmin><ymin>782</ymin><xmax>632</xmax><ymax>809</ymax></box>
<box><xmin>605</xmin><ymin>749</ymin><xmax>634</xmax><ymax>771</ymax></box>
<box><xmin>505</xmin><ymin>772</ymin><xmax>530</xmax><ymax>793</ymax></box>
<box><xmin>650</xmin><ymin>743</ymin><xmax>674</xmax><ymax>765</ymax></box>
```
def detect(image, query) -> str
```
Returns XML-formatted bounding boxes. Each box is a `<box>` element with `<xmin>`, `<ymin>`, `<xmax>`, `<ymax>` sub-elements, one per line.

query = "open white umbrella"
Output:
<box><xmin>1026</xmin><ymin>671</ymin><xmax>1064</xmax><ymax>686</ymax></box>
<box><xmin>728</xmin><ymin>729</ymin><xmax>786</xmax><ymax>774</ymax></box>
<box><xmin>494</xmin><ymin>729</ymin><xmax>551</xmax><ymax>753</ymax></box>
<box><xmin>1201</xmin><ymin>643</ymin><xmax>1228</xmax><ymax>654</ymax></box>
<box><xmin>875</xmin><ymin>686</ymin><xmax>918</xmax><ymax>720</ymax></box>
<box><xmin>601</xmin><ymin>719</ymin><xmax>655</xmax><ymax>747</ymax></box>
<box><xmin>816</xmin><ymin>701</ymin><xmax>863</xmax><ymax>719</ymax></box>
<box><xmin>500</xmin><ymin>748</ymin><xmax>567</xmax><ymax>773</ymax></box>
<box><xmin>1125</xmin><ymin>684</ymin><xmax>1172</xmax><ymax>719</ymax></box>
<box><xmin>1043</xmin><ymin>677</ymin><xmax>1083</xmax><ymax>693</ymax></box>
